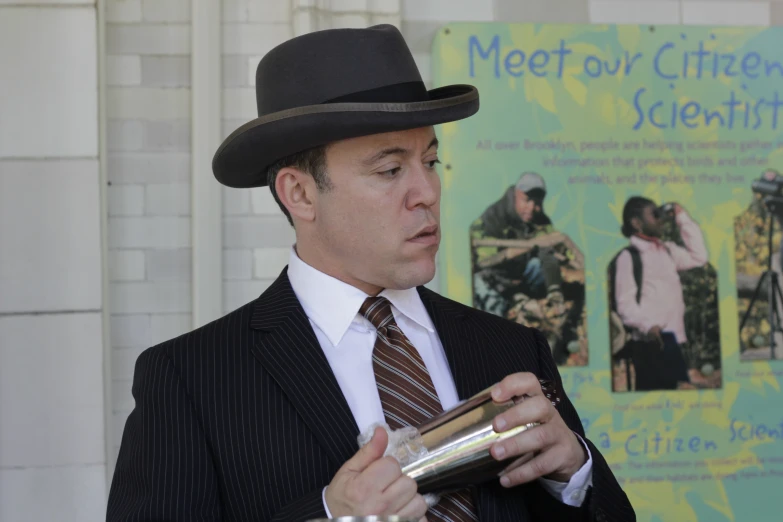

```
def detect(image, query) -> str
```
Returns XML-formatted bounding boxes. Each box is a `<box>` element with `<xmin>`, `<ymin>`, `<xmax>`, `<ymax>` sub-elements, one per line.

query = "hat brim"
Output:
<box><xmin>212</xmin><ymin>84</ymin><xmax>479</xmax><ymax>188</ymax></box>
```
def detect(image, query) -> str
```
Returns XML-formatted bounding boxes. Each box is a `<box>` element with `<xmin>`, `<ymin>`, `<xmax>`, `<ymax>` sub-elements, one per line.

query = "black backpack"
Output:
<box><xmin>608</xmin><ymin>242</ymin><xmax>674</xmax><ymax>312</ymax></box>
<box><xmin>607</xmin><ymin>246</ymin><xmax>643</xmax><ymax>360</ymax></box>
<box><xmin>607</xmin><ymin>246</ymin><xmax>643</xmax><ymax>312</ymax></box>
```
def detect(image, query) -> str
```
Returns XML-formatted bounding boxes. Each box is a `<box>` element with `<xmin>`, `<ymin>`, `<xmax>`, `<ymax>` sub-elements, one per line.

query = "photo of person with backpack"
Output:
<box><xmin>608</xmin><ymin>196</ymin><xmax>717</xmax><ymax>392</ymax></box>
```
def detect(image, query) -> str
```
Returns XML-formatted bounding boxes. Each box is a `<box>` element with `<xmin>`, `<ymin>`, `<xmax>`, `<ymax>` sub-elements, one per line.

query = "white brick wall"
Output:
<box><xmin>107</xmin><ymin>23</ymin><xmax>191</xmax><ymax>54</ymax></box>
<box><xmin>146</xmin><ymin>183</ymin><xmax>191</xmax><ymax>215</ymax></box>
<box><xmin>589</xmin><ymin>1</ymin><xmax>682</xmax><ymax>24</ymax></box>
<box><xmin>221</xmin><ymin>1</ymin><xmax>298</xmax><ymax>315</ymax></box>
<box><xmin>254</xmin><ymin>247</ymin><xmax>291</xmax><ymax>278</ymax></box>
<box><xmin>224</xmin><ymin>249</ymin><xmax>254</xmax><ymax>279</ymax></box>
<box><xmin>109</xmin><ymin>217</ymin><xmax>191</xmax><ymax>248</ymax></box>
<box><xmin>0</xmin><ymin>4</ymin><xmax>105</xmax><ymax>520</ymax></box>
<box><xmin>0</xmin><ymin>7</ymin><xmax>98</xmax><ymax>158</ymax></box>
<box><xmin>107</xmin><ymin>0</ymin><xmax>142</xmax><ymax>22</ymax></box>
<box><xmin>0</xmin><ymin>314</ymin><xmax>105</xmax><ymax>468</ymax></box>
<box><xmin>682</xmin><ymin>1</ymin><xmax>771</xmax><ymax>25</ymax></box>
<box><xmin>106</xmin><ymin>0</ymin><xmax>193</xmax><ymax>473</ymax></box>
<box><xmin>1</xmin><ymin>160</ymin><xmax>102</xmax><ymax>313</ymax></box>
<box><xmin>110</xmin><ymin>250</ymin><xmax>147</xmax><ymax>281</ymax></box>
<box><xmin>402</xmin><ymin>0</ymin><xmax>493</xmax><ymax>21</ymax></box>
<box><xmin>141</xmin><ymin>0</ymin><xmax>191</xmax><ymax>22</ymax></box>
<box><xmin>107</xmin><ymin>55</ymin><xmax>142</xmax><ymax>85</ymax></box>
<box><xmin>111</xmin><ymin>281</ymin><xmax>191</xmax><ymax>314</ymax></box>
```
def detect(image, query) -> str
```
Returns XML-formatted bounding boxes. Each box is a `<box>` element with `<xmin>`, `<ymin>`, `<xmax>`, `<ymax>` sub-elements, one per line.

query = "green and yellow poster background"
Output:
<box><xmin>433</xmin><ymin>23</ymin><xmax>783</xmax><ymax>522</ymax></box>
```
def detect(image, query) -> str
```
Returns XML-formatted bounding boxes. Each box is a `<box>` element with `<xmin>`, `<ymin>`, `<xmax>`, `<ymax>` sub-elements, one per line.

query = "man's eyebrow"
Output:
<box><xmin>362</xmin><ymin>137</ymin><xmax>440</xmax><ymax>166</ymax></box>
<box><xmin>363</xmin><ymin>147</ymin><xmax>409</xmax><ymax>166</ymax></box>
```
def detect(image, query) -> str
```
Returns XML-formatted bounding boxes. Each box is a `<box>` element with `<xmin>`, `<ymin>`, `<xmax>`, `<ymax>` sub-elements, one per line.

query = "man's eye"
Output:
<box><xmin>380</xmin><ymin>167</ymin><xmax>401</xmax><ymax>177</ymax></box>
<box><xmin>426</xmin><ymin>159</ymin><xmax>441</xmax><ymax>169</ymax></box>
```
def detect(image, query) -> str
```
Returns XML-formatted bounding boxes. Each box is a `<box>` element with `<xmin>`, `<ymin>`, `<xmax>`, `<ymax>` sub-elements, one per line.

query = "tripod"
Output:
<box><xmin>740</xmin><ymin>198</ymin><xmax>783</xmax><ymax>360</ymax></box>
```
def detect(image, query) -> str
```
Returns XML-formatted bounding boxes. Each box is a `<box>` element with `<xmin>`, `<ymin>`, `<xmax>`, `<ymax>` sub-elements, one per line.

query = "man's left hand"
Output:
<box><xmin>489</xmin><ymin>373</ymin><xmax>586</xmax><ymax>487</ymax></box>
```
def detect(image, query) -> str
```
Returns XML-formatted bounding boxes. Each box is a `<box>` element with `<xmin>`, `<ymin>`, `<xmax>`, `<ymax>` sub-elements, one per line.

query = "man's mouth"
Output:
<box><xmin>408</xmin><ymin>225</ymin><xmax>439</xmax><ymax>243</ymax></box>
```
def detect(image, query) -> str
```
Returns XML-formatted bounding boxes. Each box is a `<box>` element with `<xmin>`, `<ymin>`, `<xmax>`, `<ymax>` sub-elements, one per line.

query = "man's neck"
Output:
<box><xmin>293</xmin><ymin>242</ymin><xmax>383</xmax><ymax>296</ymax></box>
<box><xmin>635</xmin><ymin>233</ymin><xmax>662</xmax><ymax>245</ymax></box>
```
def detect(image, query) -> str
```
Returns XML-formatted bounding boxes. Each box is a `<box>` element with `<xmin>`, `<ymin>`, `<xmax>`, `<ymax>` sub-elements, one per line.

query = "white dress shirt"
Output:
<box><xmin>286</xmin><ymin>247</ymin><xmax>592</xmax><ymax>514</ymax></box>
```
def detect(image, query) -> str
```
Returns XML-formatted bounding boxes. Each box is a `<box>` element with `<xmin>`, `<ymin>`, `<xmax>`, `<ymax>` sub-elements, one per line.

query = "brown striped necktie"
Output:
<box><xmin>360</xmin><ymin>296</ymin><xmax>479</xmax><ymax>522</ymax></box>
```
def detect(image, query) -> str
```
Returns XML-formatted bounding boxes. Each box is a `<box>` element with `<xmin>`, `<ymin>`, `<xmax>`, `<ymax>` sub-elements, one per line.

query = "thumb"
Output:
<box><xmin>345</xmin><ymin>426</ymin><xmax>388</xmax><ymax>473</ymax></box>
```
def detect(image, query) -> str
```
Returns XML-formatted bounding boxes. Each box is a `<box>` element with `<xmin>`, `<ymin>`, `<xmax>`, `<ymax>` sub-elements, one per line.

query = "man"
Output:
<box><xmin>470</xmin><ymin>173</ymin><xmax>581</xmax><ymax>365</ymax></box>
<box><xmin>471</xmin><ymin>172</ymin><xmax>562</xmax><ymax>315</ymax></box>
<box><xmin>610</xmin><ymin>196</ymin><xmax>708</xmax><ymax>390</ymax></box>
<box><xmin>107</xmin><ymin>25</ymin><xmax>633</xmax><ymax>522</ymax></box>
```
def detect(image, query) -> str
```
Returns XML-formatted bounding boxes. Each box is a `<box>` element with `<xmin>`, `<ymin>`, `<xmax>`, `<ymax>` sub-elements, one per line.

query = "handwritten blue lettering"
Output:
<box><xmin>529</xmin><ymin>49</ymin><xmax>550</xmax><ymax>77</ymax></box>
<box><xmin>632</xmin><ymin>87</ymin><xmax>782</xmax><ymax>131</ymax></box>
<box><xmin>468</xmin><ymin>35</ymin><xmax>572</xmax><ymax>79</ymax></box>
<box><xmin>729</xmin><ymin>418</ymin><xmax>783</xmax><ymax>442</ymax></box>
<box><xmin>654</xmin><ymin>42</ymin><xmax>677</xmax><ymax>80</ymax></box>
<box><xmin>624</xmin><ymin>428</ymin><xmax>718</xmax><ymax>456</ymax></box>
<box><xmin>504</xmin><ymin>50</ymin><xmax>525</xmax><ymax>77</ymax></box>
<box><xmin>742</xmin><ymin>52</ymin><xmax>762</xmax><ymax>79</ymax></box>
<box><xmin>585</xmin><ymin>56</ymin><xmax>601</xmax><ymax>78</ymax></box>
<box><xmin>469</xmin><ymin>34</ymin><xmax>499</xmax><ymax>78</ymax></box>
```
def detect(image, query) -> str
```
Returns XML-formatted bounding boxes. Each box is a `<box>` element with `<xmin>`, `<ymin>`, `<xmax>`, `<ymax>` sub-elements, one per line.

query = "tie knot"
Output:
<box><xmin>359</xmin><ymin>296</ymin><xmax>394</xmax><ymax>330</ymax></box>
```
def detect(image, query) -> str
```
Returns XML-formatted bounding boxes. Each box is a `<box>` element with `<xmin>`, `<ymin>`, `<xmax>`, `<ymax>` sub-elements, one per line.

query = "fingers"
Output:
<box><xmin>344</xmin><ymin>426</ymin><xmax>388</xmax><ymax>473</ymax></box>
<box><xmin>396</xmin><ymin>494</ymin><xmax>429</xmax><ymax>520</ymax></box>
<box><xmin>491</xmin><ymin>372</ymin><xmax>542</xmax><ymax>403</ymax></box>
<box><xmin>380</xmin><ymin>475</ymin><xmax>418</xmax><ymax>514</ymax></box>
<box><xmin>362</xmin><ymin>456</ymin><xmax>405</xmax><ymax>492</ymax></box>
<box><xmin>491</xmin><ymin>422</ymin><xmax>555</xmax><ymax>461</ymax></box>
<box><xmin>499</xmin><ymin>452</ymin><xmax>536</xmax><ymax>475</ymax></box>
<box><xmin>493</xmin><ymin>395</ymin><xmax>553</xmax><ymax>433</ymax></box>
<box><xmin>499</xmin><ymin>450</ymin><xmax>560</xmax><ymax>488</ymax></box>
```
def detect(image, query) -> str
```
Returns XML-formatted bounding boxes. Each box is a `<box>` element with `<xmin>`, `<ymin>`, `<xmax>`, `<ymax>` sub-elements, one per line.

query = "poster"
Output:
<box><xmin>433</xmin><ymin>23</ymin><xmax>783</xmax><ymax>522</ymax></box>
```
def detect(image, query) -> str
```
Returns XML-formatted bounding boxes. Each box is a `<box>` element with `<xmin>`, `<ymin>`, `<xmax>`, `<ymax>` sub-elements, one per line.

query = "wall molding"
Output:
<box><xmin>191</xmin><ymin>0</ymin><xmax>223</xmax><ymax>329</ymax></box>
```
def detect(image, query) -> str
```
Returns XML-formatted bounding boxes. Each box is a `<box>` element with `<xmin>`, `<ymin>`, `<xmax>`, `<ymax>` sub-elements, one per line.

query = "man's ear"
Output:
<box><xmin>630</xmin><ymin>216</ymin><xmax>643</xmax><ymax>233</ymax></box>
<box><xmin>275</xmin><ymin>167</ymin><xmax>317</xmax><ymax>223</ymax></box>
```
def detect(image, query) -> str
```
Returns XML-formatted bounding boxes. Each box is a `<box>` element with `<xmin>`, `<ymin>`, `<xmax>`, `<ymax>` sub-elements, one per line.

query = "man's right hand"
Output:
<box><xmin>648</xmin><ymin>325</ymin><xmax>663</xmax><ymax>339</ymax></box>
<box><xmin>325</xmin><ymin>426</ymin><xmax>428</xmax><ymax>521</ymax></box>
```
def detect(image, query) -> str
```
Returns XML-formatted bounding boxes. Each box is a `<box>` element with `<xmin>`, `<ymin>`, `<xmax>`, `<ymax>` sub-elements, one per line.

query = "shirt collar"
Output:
<box><xmin>286</xmin><ymin>247</ymin><xmax>435</xmax><ymax>346</ymax></box>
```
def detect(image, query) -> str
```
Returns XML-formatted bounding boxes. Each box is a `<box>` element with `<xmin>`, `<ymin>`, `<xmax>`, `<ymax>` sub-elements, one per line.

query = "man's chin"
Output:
<box><xmin>387</xmin><ymin>258</ymin><xmax>437</xmax><ymax>290</ymax></box>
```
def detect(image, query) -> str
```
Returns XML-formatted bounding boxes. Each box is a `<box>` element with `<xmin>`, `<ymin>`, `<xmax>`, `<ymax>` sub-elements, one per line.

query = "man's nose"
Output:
<box><xmin>406</xmin><ymin>163</ymin><xmax>440</xmax><ymax>209</ymax></box>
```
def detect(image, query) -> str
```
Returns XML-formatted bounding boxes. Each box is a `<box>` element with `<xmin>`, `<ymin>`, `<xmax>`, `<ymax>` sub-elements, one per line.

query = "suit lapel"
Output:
<box><xmin>250</xmin><ymin>269</ymin><xmax>360</xmax><ymax>468</ymax></box>
<box><xmin>418</xmin><ymin>287</ymin><xmax>508</xmax><ymax>400</ymax></box>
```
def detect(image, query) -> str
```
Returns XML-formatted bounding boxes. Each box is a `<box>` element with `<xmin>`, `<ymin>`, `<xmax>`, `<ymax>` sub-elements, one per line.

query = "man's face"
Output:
<box><xmin>308</xmin><ymin>126</ymin><xmax>441</xmax><ymax>294</ymax></box>
<box><xmin>514</xmin><ymin>189</ymin><xmax>537</xmax><ymax>223</ymax></box>
<box><xmin>637</xmin><ymin>204</ymin><xmax>664</xmax><ymax>237</ymax></box>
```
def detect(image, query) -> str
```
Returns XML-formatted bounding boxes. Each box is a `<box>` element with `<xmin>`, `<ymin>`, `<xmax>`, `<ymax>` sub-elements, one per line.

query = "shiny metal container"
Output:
<box><xmin>402</xmin><ymin>386</ymin><xmax>538</xmax><ymax>494</ymax></box>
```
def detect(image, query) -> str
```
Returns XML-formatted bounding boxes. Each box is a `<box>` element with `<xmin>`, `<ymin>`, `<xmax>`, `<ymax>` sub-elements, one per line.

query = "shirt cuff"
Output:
<box><xmin>537</xmin><ymin>433</ymin><xmax>593</xmax><ymax>507</ymax></box>
<box><xmin>322</xmin><ymin>486</ymin><xmax>333</xmax><ymax>518</ymax></box>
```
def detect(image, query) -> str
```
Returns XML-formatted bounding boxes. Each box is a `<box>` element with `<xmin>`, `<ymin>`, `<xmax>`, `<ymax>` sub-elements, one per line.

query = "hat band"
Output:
<box><xmin>325</xmin><ymin>81</ymin><xmax>429</xmax><ymax>104</ymax></box>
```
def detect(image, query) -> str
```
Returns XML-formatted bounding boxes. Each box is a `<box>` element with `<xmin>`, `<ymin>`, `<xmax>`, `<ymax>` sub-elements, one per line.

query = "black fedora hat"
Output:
<box><xmin>212</xmin><ymin>24</ymin><xmax>479</xmax><ymax>188</ymax></box>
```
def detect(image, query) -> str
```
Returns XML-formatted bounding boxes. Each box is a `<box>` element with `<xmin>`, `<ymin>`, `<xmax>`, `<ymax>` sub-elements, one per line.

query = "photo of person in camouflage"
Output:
<box><xmin>469</xmin><ymin>172</ymin><xmax>588</xmax><ymax>366</ymax></box>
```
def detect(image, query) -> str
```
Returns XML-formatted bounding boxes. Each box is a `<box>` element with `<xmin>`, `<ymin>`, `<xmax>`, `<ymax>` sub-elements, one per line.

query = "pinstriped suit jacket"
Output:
<box><xmin>107</xmin><ymin>268</ymin><xmax>635</xmax><ymax>522</ymax></box>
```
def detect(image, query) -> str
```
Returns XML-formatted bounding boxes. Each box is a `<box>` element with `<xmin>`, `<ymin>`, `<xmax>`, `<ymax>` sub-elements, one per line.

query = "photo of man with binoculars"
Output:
<box><xmin>608</xmin><ymin>195</ymin><xmax>722</xmax><ymax>392</ymax></box>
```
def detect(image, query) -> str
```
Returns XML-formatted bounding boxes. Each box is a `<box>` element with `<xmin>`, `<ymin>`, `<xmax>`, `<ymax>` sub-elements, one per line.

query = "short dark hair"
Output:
<box><xmin>621</xmin><ymin>196</ymin><xmax>656</xmax><ymax>237</ymax></box>
<box><xmin>265</xmin><ymin>145</ymin><xmax>330</xmax><ymax>226</ymax></box>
